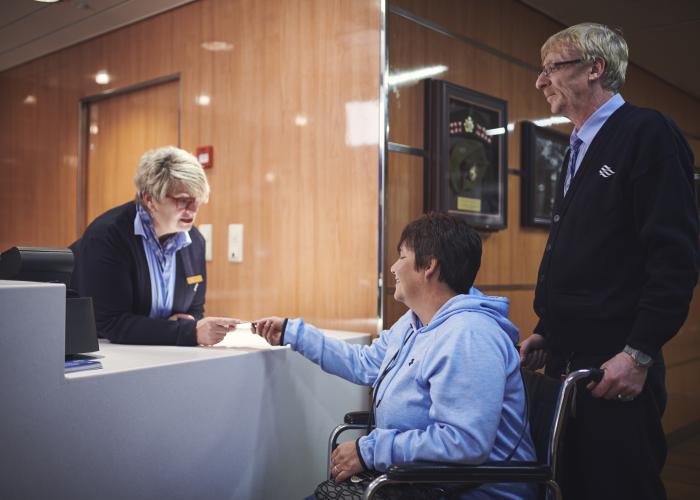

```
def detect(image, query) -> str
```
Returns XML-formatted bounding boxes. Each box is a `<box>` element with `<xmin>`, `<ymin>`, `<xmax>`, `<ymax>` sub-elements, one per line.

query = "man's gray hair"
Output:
<box><xmin>134</xmin><ymin>146</ymin><xmax>210</xmax><ymax>204</ymax></box>
<box><xmin>541</xmin><ymin>22</ymin><xmax>629</xmax><ymax>93</ymax></box>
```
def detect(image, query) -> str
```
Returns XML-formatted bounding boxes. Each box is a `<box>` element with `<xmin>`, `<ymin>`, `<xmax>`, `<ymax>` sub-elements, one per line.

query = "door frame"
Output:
<box><xmin>76</xmin><ymin>73</ymin><xmax>181</xmax><ymax>235</ymax></box>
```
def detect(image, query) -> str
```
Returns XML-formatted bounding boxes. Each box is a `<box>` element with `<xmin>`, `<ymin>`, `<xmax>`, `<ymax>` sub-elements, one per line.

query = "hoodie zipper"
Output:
<box><xmin>374</xmin><ymin>325</ymin><xmax>416</xmax><ymax>409</ymax></box>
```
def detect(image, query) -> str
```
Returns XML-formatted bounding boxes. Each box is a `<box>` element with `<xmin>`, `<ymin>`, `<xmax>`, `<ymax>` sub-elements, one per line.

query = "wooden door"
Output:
<box><xmin>84</xmin><ymin>79</ymin><xmax>179</xmax><ymax>226</ymax></box>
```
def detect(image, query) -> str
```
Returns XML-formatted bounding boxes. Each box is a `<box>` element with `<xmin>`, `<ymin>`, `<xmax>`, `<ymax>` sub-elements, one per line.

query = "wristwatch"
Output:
<box><xmin>623</xmin><ymin>345</ymin><xmax>653</xmax><ymax>368</ymax></box>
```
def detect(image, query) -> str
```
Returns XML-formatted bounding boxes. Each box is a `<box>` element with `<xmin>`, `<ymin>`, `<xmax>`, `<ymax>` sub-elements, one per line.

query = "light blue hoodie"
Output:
<box><xmin>285</xmin><ymin>289</ymin><xmax>536</xmax><ymax>499</ymax></box>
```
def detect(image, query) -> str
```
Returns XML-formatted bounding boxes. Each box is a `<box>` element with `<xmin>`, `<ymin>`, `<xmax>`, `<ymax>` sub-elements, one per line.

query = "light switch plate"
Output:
<box><xmin>228</xmin><ymin>224</ymin><xmax>243</xmax><ymax>263</ymax></box>
<box><xmin>198</xmin><ymin>223</ymin><xmax>212</xmax><ymax>261</ymax></box>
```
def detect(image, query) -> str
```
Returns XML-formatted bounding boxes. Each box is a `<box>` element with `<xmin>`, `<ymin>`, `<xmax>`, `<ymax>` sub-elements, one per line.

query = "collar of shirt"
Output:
<box><xmin>134</xmin><ymin>203</ymin><xmax>192</xmax><ymax>319</ymax></box>
<box><xmin>574</xmin><ymin>93</ymin><xmax>626</xmax><ymax>149</ymax></box>
<box><xmin>134</xmin><ymin>203</ymin><xmax>191</xmax><ymax>269</ymax></box>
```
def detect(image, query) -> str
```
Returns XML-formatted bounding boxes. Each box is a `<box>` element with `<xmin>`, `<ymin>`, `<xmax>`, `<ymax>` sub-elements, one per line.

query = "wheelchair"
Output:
<box><xmin>327</xmin><ymin>368</ymin><xmax>604</xmax><ymax>500</ymax></box>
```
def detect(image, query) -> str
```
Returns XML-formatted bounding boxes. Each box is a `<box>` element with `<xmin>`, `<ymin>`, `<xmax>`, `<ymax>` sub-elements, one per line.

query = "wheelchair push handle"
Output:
<box><xmin>566</xmin><ymin>367</ymin><xmax>604</xmax><ymax>384</ymax></box>
<box><xmin>587</xmin><ymin>367</ymin><xmax>604</xmax><ymax>383</ymax></box>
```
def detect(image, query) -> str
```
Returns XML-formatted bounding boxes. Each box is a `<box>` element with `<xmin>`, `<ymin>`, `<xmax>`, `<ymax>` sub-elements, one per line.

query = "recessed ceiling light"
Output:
<box><xmin>95</xmin><ymin>71</ymin><xmax>110</xmax><ymax>85</ymax></box>
<box><xmin>34</xmin><ymin>0</ymin><xmax>62</xmax><ymax>3</ymax></box>
<box><xmin>24</xmin><ymin>95</ymin><xmax>37</xmax><ymax>104</ymax></box>
<box><xmin>201</xmin><ymin>41</ymin><xmax>234</xmax><ymax>52</ymax></box>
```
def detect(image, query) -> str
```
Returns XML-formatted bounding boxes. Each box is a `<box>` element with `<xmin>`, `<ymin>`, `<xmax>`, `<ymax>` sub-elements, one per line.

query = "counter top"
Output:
<box><xmin>67</xmin><ymin>329</ymin><xmax>370</xmax><ymax>378</ymax></box>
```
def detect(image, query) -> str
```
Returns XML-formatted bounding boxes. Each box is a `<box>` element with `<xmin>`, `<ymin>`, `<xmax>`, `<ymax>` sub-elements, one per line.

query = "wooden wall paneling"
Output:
<box><xmin>53</xmin><ymin>51</ymin><xmax>83</xmax><ymax>245</ymax></box>
<box><xmin>476</xmin><ymin>175</ymin><xmax>548</xmax><ymax>287</ymax></box>
<box><xmin>186</xmin><ymin>0</ymin><xmax>381</xmax><ymax>330</ymax></box>
<box><xmin>664</xmin><ymin>286</ymin><xmax>700</xmax><ymax>434</ymax></box>
<box><xmin>0</xmin><ymin>0</ymin><xmax>382</xmax><ymax>335</ymax></box>
<box><xmin>391</xmin><ymin>0</ymin><xmax>700</xmax><ymax>139</ymax></box>
<box><xmin>665</xmin><ymin>286</ymin><xmax>700</xmax><ymax>368</ymax></box>
<box><xmin>383</xmin><ymin>151</ymin><xmax>425</xmax><ymax>327</ymax></box>
<box><xmin>392</xmin><ymin>0</ymin><xmax>514</xmax><ymax>64</ymax></box>
<box><xmin>0</xmin><ymin>71</ymin><xmax>30</xmax><ymax>248</ymax></box>
<box><xmin>665</xmin><ymin>360</ymin><xmax>700</xmax><ymax>434</ymax></box>
<box><xmin>0</xmin><ymin>56</ymin><xmax>82</xmax><ymax>249</ymax></box>
<box><xmin>391</xmin><ymin>0</ymin><xmax>563</xmax><ymax>71</ymax></box>
<box><xmin>384</xmin><ymin>152</ymin><xmax>425</xmax><ymax>262</ymax></box>
<box><xmin>624</xmin><ymin>65</ymin><xmax>700</xmax><ymax>139</ymax></box>
<box><xmin>388</xmin><ymin>9</ymin><xmax>554</xmax><ymax>289</ymax></box>
<box><xmin>388</xmin><ymin>9</ymin><xmax>453</xmax><ymax>148</ymax></box>
<box><xmin>387</xmin><ymin>82</ymin><xmax>424</xmax><ymax>148</ymax></box>
<box><xmin>388</xmin><ymin>9</ymin><xmax>566</xmax><ymax>143</ymax></box>
<box><xmin>96</xmin><ymin>9</ymin><xmax>177</xmax><ymax>96</ymax></box>
<box><xmin>85</xmin><ymin>80</ymin><xmax>180</xmax><ymax>226</ymax></box>
<box><xmin>178</xmin><ymin>0</ymin><xmax>382</xmax><ymax>333</ymax></box>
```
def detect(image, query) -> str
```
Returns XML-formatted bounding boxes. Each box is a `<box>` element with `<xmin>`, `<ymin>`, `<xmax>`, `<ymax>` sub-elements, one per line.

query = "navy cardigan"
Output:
<box><xmin>71</xmin><ymin>202</ymin><xmax>206</xmax><ymax>346</ymax></box>
<box><xmin>534</xmin><ymin>103</ymin><xmax>699</xmax><ymax>357</ymax></box>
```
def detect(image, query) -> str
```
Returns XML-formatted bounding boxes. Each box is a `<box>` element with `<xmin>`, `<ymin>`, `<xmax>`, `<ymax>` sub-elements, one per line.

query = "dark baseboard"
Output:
<box><xmin>666</xmin><ymin>420</ymin><xmax>700</xmax><ymax>448</ymax></box>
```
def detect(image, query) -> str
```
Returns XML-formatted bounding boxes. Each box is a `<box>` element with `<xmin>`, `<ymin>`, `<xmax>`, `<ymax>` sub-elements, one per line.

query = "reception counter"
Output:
<box><xmin>0</xmin><ymin>281</ymin><xmax>371</xmax><ymax>500</ymax></box>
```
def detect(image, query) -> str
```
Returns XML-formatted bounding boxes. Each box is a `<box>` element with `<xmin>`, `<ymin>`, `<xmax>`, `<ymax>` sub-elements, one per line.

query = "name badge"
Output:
<box><xmin>186</xmin><ymin>274</ymin><xmax>203</xmax><ymax>285</ymax></box>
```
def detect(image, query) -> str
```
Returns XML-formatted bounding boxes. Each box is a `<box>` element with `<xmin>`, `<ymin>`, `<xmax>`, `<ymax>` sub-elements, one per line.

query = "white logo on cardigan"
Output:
<box><xmin>599</xmin><ymin>165</ymin><xmax>615</xmax><ymax>178</ymax></box>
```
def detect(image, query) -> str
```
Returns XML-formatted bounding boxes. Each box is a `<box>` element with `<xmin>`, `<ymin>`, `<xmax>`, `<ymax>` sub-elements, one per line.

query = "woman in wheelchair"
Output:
<box><xmin>253</xmin><ymin>213</ymin><xmax>536</xmax><ymax>499</ymax></box>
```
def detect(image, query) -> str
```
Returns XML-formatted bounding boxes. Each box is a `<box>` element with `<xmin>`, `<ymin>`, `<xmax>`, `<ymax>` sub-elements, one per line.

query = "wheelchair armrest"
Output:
<box><xmin>384</xmin><ymin>460</ymin><xmax>550</xmax><ymax>483</ymax></box>
<box><xmin>328</xmin><ymin>417</ymin><xmax>372</xmax><ymax>481</ymax></box>
<box><xmin>344</xmin><ymin>411</ymin><xmax>370</xmax><ymax>425</ymax></box>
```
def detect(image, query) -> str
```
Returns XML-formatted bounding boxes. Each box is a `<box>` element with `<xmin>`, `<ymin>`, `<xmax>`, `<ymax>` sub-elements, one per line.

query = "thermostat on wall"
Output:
<box><xmin>196</xmin><ymin>146</ymin><xmax>213</xmax><ymax>168</ymax></box>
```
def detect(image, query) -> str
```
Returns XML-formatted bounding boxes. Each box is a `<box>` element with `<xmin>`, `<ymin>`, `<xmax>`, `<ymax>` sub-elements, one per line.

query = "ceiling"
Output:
<box><xmin>1</xmin><ymin>0</ymin><xmax>699</xmax><ymax>100</ymax></box>
<box><xmin>522</xmin><ymin>0</ymin><xmax>700</xmax><ymax>100</ymax></box>
<box><xmin>0</xmin><ymin>0</ymin><xmax>194</xmax><ymax>72</ymax></box>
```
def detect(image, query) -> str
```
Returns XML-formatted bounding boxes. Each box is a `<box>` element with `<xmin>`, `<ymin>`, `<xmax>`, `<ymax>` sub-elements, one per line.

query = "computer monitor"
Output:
<box><xmin>0</xmin><ymin>247</ymin><xmax>73</xmax><ymax>286</ymax></box>
<box><xmin>0</xmin><ymin>246</ymin><xmax>98</xmax><ymax>356</ymax></box>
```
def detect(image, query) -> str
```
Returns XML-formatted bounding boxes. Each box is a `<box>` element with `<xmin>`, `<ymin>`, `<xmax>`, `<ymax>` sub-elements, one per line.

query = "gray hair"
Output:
<box><xmin>541</xmin><ymin>22</ymin><xmax>629</xmax><ymax>93</ymax></box>
<box><xmin>134</xmin><ymin>146</ymin><xmax>210</xmax><ymax>205</ymax></box>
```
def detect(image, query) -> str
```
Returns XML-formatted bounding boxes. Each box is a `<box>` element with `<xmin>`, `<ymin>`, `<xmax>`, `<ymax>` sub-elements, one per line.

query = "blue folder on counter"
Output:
<box><xmin>64</xmin><ymin>359</ymin><xmax>102</xmax><ymax>373</ymax></box>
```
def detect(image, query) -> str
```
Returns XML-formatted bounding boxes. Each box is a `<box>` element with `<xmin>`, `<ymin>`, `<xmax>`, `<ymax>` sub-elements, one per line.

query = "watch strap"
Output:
<box><xmin>623</xmin><ymin>345</ymin><xmax>653</xmax><ymax>367</ymax></box>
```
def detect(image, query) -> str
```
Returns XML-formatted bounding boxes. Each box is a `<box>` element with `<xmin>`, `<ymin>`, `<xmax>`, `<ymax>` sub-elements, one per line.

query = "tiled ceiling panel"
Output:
<box><xmin>0</xmin><ymin>0</ymin><xmax>194</xmax><ymax>71</ymax></box>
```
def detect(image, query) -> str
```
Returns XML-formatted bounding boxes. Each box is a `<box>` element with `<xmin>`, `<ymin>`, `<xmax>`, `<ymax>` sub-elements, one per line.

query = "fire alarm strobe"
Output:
<box><xmin>196</xmin><ymin>146</ymin><xmax>213</xmax><ymax>168</ymax></box>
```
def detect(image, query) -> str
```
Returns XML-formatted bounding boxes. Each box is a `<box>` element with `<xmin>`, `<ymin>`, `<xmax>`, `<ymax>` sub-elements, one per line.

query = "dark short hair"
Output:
<box><xmin>397</xmin><ymin>212</ymin><xmax>482</xmax><ymax>294</ymax></box>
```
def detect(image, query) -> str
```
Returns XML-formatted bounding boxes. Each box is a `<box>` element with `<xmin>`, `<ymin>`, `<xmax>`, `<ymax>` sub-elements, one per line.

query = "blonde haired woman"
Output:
<box><xmin>72</xmin><ymin>146</ymin><xmax>239</xmax><ymax>346</ymax></box>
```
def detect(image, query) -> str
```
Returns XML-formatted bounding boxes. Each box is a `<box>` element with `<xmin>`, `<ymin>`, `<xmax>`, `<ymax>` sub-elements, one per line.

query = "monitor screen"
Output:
<box><xmin>0</xmin><ymin>247</ymin><xmax>73</xmax><ymax>286</ymax></box>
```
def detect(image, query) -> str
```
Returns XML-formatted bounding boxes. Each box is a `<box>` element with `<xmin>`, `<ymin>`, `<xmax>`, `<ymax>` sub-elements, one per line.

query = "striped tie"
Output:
<box><xmin>563</xmin><ymin>135</ymin><xmax>583</xmax><ymax>195</ymax></box>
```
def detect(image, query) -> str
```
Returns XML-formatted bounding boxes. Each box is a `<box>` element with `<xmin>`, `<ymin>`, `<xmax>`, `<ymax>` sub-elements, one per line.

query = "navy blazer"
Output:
<box><xmin>71</xmin><ymin>202</ymin><xmax>206</xmax><ymax>346</ymax></box>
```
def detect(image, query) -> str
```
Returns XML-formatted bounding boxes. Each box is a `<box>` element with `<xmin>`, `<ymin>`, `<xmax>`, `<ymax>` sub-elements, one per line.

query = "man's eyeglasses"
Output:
<box><xmin>539</xmin><ymin>58</ymin><xmax>583</xmax><ymax>77</ymax></box>
<box><xmin>166</xmin><ymin>195</ymin><xmax>199</xmax><ymax>210</ymax></box>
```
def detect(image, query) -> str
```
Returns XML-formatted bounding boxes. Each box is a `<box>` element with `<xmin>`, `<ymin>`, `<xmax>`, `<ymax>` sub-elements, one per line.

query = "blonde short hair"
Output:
<box><xmin>134</xmin><ymin>146</ymin><xmax>210</xmax><ymax>205</ymax></box>
<box><xmin>541</xmin><ymin>23</ymin><xmax>628</xmax><ymax>93</ymax></box>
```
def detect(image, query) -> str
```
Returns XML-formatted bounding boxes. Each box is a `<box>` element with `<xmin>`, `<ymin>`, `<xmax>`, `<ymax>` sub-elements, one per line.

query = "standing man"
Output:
<box><xmin>520</xmin><ymin>23</ymin><xmax>699</xmax><ymax>500</ymax></box>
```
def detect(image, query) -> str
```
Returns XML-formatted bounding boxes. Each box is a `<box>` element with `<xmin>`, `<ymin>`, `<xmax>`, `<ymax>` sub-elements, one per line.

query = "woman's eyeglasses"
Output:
<box><xmin>166</xmin><ymin>195</ymin><xmax>199</xmax><ymax>210</ymax></box>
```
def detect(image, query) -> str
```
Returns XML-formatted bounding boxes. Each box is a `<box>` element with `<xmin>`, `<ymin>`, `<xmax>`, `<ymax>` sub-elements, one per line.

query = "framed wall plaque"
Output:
<box><xmin>520</xmin><ymin>121</ymin><xmax>569</xmax><ymax>227</ymax></box>
<box><xmin>425</xmin><ymin>80</ymin><xmax>508</xmax><ymax>230</ymax></box>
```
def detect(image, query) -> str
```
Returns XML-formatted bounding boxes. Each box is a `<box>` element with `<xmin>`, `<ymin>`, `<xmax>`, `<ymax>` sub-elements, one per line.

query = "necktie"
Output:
<box><xmin>563</xmin><ymin>134</ymin><xmax>583</xmax><ymax>195</ymax></box>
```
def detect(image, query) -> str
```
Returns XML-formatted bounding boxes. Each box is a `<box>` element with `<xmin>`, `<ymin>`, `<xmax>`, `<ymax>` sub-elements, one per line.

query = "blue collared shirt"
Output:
<box><xmin>565</xmin><ymin>93</ymin><xmax>625</xmax><ymax>187</ymax></box>
<box><xmin>134</xmin><ymin>204</ymin><xmax>191</xmax><ymax>319</ymax></box>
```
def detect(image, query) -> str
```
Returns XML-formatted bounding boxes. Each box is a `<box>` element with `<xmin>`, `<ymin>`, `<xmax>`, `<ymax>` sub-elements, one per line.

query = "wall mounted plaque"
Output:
<box><xmin>425</xmin><ymin>80</ymin><xmax>508</xmax><ymax>230</ymax></box>
<box><xmin>520</xmin><ymin>121</ymin><xmax>569</xmax><ymax>227</ymax></box>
